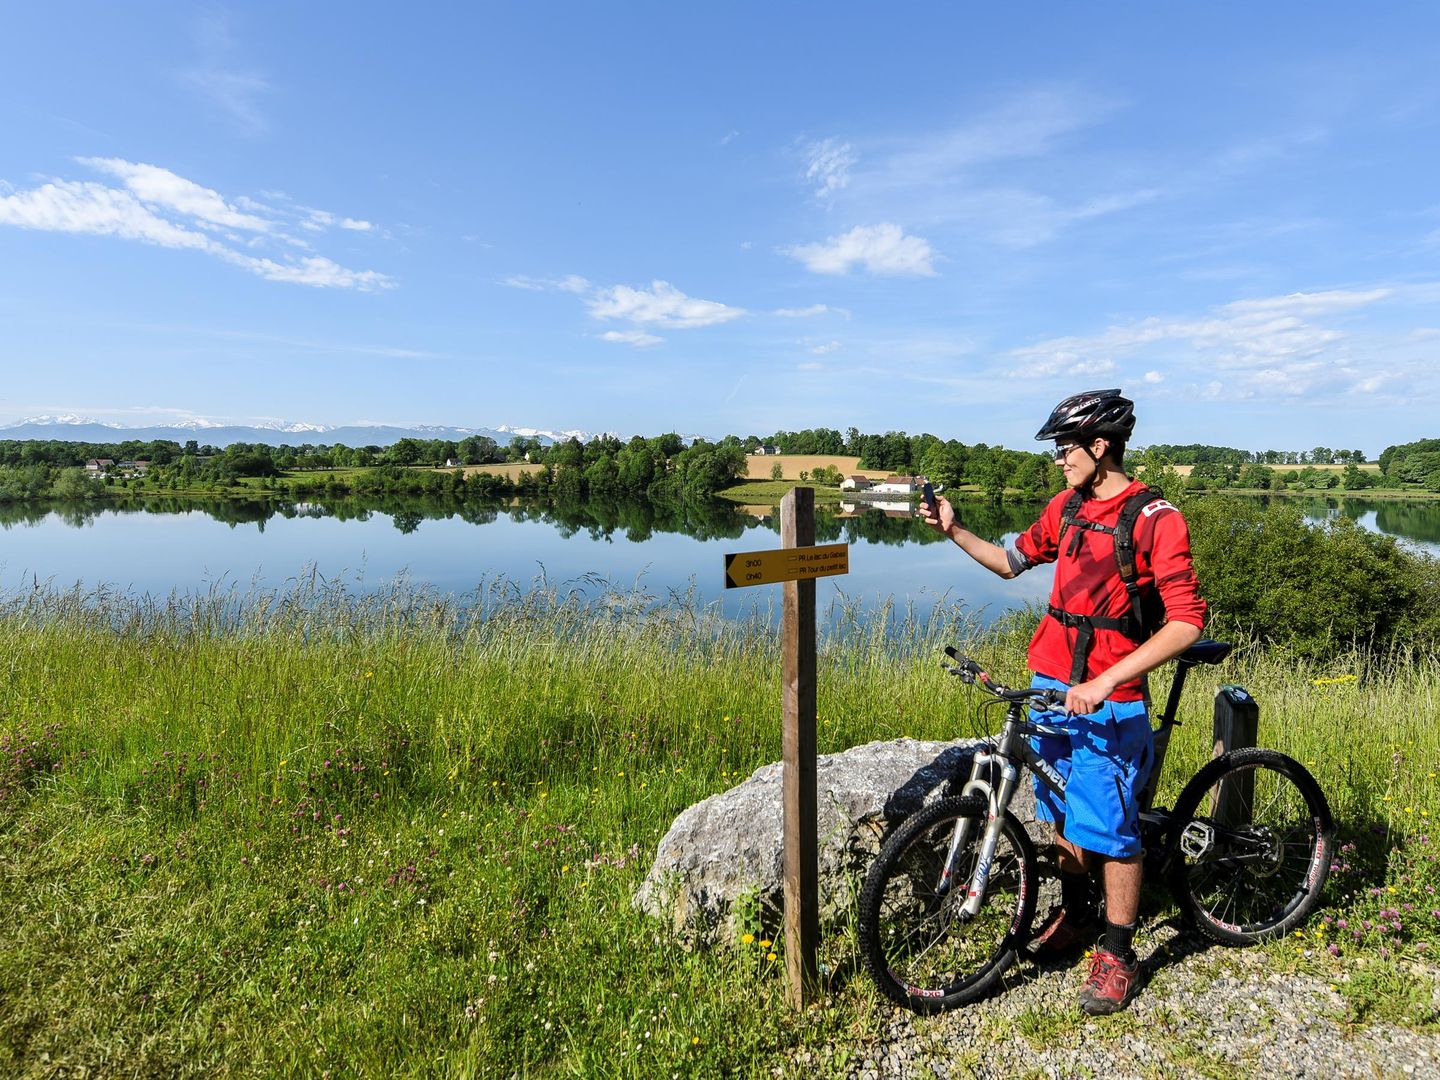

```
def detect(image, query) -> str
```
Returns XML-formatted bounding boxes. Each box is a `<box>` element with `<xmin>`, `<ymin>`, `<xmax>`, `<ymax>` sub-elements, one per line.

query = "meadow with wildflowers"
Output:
<box><xmin>1</xmin><ymin>577</ymin><xmax>1439</xmax><ymax>1076</ymax></box>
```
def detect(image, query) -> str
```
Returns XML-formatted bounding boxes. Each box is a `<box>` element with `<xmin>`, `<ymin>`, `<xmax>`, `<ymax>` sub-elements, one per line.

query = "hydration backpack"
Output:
<box><xmin>1046</xmin><ymin>486</ymin><xmax>1172</xmax><ymax>686</ymax></box>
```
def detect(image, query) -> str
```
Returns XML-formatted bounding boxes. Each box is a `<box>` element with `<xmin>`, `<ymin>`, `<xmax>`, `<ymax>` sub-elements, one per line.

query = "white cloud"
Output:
<box><xmin>182</xmin><ymin>67</ymin><xmax>270</xmax><ymax>136</ymax></box>
<box><xmin>0</xmin><ymin>161</ymin><xmax>390</xmax><ymax>290</ymax></box>
<box><xmin>803</xmin><ymin>137</ymin><xmax>856</xmax><ymax>199</ymax></box>
<box><xmin>876</xmin><ymin>88</ymin><xmax>1115</xmax><ymax>187</ymax></box>
<box><xmin>773</xmin><ymin>304</ymin><xmax>834</xmax><ymax>318</ymax></box>
<box><xmin>0</xmin><ymin>180</ymin><xmax>215</xmax><ymax>251</ymax></box>
<box><xmin>79</xmin><ymin>157</ymin><xmax>273</xmax><ymax>232</ymax></box>
<box><xmin>1222</xmin><ymin>288</ymin><xmax>1391</xmax><ymax>317</ymax></box>
<box><xmin>223</xmin><ymin>253</ymin><xmax>391</xmax><ymax>290</ymax></box>
<box><xmin>787</xmin><ymin>223</ymin><xmax>938</xmax><ymax>277</ymax></box>
<box><xmin>340</xmin><ymin>218</ymin><xmax>373</xmax><ymax>232</ymax></box>
<box><xmin>798</xmin><ymin>361</ymin><xmax>824</xmax><ymax>371</ymax></box>
<box><xmin>816</xmin><ymin>88</ymin><xmax>1153</xmax><ymax>248</ymax></box>
<box><xmin>181</xmin><ymin>13</ymin><xmax>270</xmax><ymax>136</ymax></box>
<box><xmin>809</xmin><ymin>340</ymin><xmax>842</xmax><ymax>355</ymax></box>
<box><xmin>600</xmin><ymin>330</ymin><xmax>663</xmax><ymax>348</ymax></box>
<box><xmin>588</xmin><ymin>280</ymin><xmax>744</xmax><ymax>328</ymax></box>
<box><xmin>1008</xmin><ymin>286</ymin><xmax>1402</xmax><ymax>398</ymax></box>
<box><xmin>501</xmin><ymin>273</ymin><xmax>591</xmax><ymax>293</ymax></box>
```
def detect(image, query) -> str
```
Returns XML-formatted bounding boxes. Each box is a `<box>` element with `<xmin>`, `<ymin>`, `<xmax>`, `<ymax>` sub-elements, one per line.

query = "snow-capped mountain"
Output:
<box><xmin>495</xmin><ymin>424</ymin><xmax>596</xmax><ymax>443</ymax></box>
<box><xmin>0</xmin><ymin>415</ymin><xmax>653</xmax><ymax>448</ymax></box>
<box><xmin>3</xmin><ymin>414</ymin><xmax>119</xmax><ymax>429</ymax></box>
<box><xmin>254</xmin><ymin>420</ymin><xmax>334</xmax><ymax>434</ymax></box>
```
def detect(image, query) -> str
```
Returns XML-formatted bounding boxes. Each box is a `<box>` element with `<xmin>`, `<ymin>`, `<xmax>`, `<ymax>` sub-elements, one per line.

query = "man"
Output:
<box><xmin>918</xmin><ymin>389</ymin><xmax>1206</xmax><ymax>1014</ymax></box>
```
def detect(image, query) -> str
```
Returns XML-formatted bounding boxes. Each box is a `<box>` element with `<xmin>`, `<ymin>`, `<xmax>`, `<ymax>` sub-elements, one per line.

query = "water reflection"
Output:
<box><xmin>0</xmin><ymin>493</ymin><xmax>1052</xmax><ymax>618</ymax></box>
<box><xmin>0</xmin><ymin>492</ymin><xmax>1045</xmax><ymax>545</ymax></box>
<box><xmin>1260</xmin><ymin>495</ymin><xmax>1440</xmax><ymax>552</ymax></box>
<box><xmin>10</xmin><ymin>490</ymin><xmax>1437</xmax><ymax>614</ymax></box>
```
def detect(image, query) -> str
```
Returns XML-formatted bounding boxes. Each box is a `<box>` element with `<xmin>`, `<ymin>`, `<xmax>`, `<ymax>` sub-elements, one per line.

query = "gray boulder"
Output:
<box><xmin>634</xmin><ymin>736</ymin><xmax>1042</xmax><ymax>946</ymax></box>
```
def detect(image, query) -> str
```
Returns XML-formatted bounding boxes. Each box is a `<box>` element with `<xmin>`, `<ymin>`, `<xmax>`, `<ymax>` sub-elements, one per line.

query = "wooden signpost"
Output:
<box><xmin>723</xmin><ymin>488</ymin><xmax>848</xmax><ymax>1009</ymax></box>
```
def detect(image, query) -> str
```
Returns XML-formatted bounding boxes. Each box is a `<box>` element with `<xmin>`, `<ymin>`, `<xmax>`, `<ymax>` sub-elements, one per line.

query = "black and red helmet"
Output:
<box><xmin>1034</xmin><ymin>388</ymin><xmax>1136</xmax><ymax>443</ymax></box>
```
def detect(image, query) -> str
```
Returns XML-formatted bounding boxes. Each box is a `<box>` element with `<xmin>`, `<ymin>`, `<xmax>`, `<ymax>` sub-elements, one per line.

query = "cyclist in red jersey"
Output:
<box><xmin>918</xmin><ymin>389</ymin><xmax>1205</xmax><ymax>1014</ymax></box>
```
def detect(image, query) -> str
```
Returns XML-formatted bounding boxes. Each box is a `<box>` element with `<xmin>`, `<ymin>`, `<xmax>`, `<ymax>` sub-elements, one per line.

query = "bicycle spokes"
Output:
<box><xmin>1169</xmin><ymin>751</ymin><xmax>1332</xmax><ymax>942</ymax></box>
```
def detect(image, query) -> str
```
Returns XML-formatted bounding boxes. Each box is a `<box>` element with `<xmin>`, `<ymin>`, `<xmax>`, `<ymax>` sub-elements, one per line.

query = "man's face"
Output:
<box><xmin>1054</xmin><ymin>438</ymin><xmax>1103</xmax><ymax>488</ymax></box>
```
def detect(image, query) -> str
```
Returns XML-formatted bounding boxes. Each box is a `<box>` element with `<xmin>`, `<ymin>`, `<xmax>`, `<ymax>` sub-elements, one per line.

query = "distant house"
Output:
<box><xmin>85</xmin><ymin>458</ymin><xmax>115</xmax><ymax>475</ymax></box>
<box><xmin>751</xmin><ymin>445</ymin><xmax>780</xmax><ymax>456</ymax></box>
<box><xmin>840</xmin><ymin>475</ymin><xmax>872</xmax><ymax>492</ymax></box>
<box><xmin>444</xmin><ymin>458</ymin><xmax>461</xmax><ymax>468</ymax></box>
<box><xmin>116</xmin><ymin>459</ymin><xmax>150</xmax><ymax>477</ymax></box>
<box><xmin>871</xmin><ymin>474</ymin><xmax>928</xmax><ymax>495</ymax></box>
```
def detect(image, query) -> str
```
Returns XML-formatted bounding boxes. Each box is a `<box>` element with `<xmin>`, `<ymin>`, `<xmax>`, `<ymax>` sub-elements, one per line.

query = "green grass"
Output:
<box><xmin>1</xmin><ymin>582</ymin><xmax>1438</xmax><ymax>1075</ymax></box>
<box><xmin>716</xmin><ymin>479</ymin><xmax>846</xmax><ymax>503</ymax></box>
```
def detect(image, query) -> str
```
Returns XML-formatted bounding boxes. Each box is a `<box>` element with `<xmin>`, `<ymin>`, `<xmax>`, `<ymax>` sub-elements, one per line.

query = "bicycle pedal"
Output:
<box><xmin>1178</xmin><ymin>820</ymin><xmax>1215</xmax><ymax>860</ymax></box>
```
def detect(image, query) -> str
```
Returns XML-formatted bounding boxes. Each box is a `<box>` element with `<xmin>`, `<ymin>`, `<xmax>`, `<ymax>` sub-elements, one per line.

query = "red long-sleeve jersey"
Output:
<box><xmin>1013</xmin><ymin>479</ymin><xmax>1206</xmax><ymax>701</ymax></box>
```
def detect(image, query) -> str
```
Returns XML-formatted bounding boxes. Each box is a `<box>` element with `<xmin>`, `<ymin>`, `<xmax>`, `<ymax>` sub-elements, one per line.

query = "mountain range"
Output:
<box><xmin>0</xmin><ymin>416</ymin><xmax>606</xmax><ymax>449</ymax></box>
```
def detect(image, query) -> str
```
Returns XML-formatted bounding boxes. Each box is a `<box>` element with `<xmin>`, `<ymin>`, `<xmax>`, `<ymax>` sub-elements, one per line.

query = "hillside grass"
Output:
<box><xmin>1</xmin><ymin>582</ymin><xmax>1438</xmax><ymax>1075</ymax></box>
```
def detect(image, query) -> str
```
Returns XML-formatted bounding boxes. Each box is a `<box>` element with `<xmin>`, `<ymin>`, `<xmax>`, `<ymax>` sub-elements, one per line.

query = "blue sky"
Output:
<box><xmin>2</xmin><ymin>3</ymin><xmax>1438</xmax><ymax>452</ymax></box>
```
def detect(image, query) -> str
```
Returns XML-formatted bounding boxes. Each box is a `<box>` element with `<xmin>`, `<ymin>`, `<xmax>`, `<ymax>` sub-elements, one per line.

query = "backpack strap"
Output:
<box><xmin>1046</xmin><ymin>605</ymin><xmax>1137</xmax><ymax>685</ymax></box>
<box><xmin>1057</xmin><ymin>489</ymin><xmax>1114</xmax><ymax>557</ymax></box>
<box><xmin>1113</xmin><ymin>486</ymin><xmax>1165</xmax><ymax>637</ymax></box>
<box><xmin>1047</xmin><ymin>485</ymin><xmax>1166</xmax><ymax>685</ymax></box>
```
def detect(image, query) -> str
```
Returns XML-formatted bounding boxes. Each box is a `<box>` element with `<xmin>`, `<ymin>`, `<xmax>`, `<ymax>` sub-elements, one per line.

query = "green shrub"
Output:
<box><xmin>1186</xmin><ymin>496</ymin><xmax>1440</xmax><ymax>656</ymax></box>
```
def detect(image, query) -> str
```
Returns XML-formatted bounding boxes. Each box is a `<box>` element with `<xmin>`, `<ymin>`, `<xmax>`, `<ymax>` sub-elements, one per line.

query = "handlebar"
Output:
<box><xmin>942</xmin><ymin>645</ymin><xmax>1067</xmax><ymax>710</ymax></box>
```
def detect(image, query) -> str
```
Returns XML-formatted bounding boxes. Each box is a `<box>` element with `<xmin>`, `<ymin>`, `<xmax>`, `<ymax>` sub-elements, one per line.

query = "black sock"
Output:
<box><xmin>1103</xmin><ymin>920</ymin><xmax>1138</xmax><ymax>965</ymax></box>
<box><xmin>1059</xmin><ymin>870</ymin><xmax>1097</xmax><ymax>923</ymax></box>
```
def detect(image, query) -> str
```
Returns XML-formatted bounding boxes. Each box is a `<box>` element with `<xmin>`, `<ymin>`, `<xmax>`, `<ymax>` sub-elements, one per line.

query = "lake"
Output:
<box><xmin>0</xmin><ymin>492</ymin><xmax>1435</xmax><ymax>621</ymax></box>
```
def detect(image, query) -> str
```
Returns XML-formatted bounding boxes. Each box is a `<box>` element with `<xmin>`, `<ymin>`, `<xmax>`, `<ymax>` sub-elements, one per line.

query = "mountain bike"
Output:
<box><xmin>857</xmin><ymin>640</ymin><xmax>1334</xmax><ymax>1012</ymax></box>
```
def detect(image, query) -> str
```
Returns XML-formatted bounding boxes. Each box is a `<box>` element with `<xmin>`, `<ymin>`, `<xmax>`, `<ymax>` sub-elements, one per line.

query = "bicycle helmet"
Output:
<box><xmin>1034</xmin><ymin>388</ymin><xmax>1136</xmax><ymax>443</ymax></box>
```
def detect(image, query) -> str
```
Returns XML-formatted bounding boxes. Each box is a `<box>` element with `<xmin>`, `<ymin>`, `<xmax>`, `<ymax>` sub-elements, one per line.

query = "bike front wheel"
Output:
<box><xmin>1167</xmin><ymin>747</ymin><xmax>1334</xmax><ymax>945</ymax></box>
<box><xmin>858</xmin><ymin>796</ymin><xmax>1037</xmax><ymax>1012</ymax></box>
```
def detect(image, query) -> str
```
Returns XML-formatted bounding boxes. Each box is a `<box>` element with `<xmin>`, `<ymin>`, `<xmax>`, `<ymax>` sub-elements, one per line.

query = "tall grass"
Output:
<box><xmin>1</xmin><ymin>579</ymin><xmax>1437</xmax><ymax>1075</ymax></box>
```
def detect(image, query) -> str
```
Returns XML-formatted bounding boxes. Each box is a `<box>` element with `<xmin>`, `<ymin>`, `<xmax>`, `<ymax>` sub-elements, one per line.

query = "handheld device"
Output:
<box><xmin>921</xmin><ymin>482</ymin><xmax>936</xmax><ymax>511</ymax></box>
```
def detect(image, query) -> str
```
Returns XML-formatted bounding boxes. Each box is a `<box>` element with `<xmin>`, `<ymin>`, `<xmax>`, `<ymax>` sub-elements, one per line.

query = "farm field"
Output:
<box><xmin>1170</xmin><ymin>461</ymin><xmax>1381</xmax><ymax>476</ymax></box>
<box><xmin>740</xmin><ymin>455</ymin><xmax>892</xmax><ymax>481</ymax></box>
<box><xmin>455</xmin><ymin>462</ymin><xmax>542</xmax><ymax>480</ymax></box>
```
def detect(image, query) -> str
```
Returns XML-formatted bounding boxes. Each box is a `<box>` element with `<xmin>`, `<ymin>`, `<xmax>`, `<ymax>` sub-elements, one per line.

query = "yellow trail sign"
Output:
<box><xmin>724</xmin><ymin>542</ymin><xmax>849</xmax><ymax>589</ymax></box>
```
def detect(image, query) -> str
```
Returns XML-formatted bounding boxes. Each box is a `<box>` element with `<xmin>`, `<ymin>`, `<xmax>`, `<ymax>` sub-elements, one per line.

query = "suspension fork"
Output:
<box><xmin>937</xmin><ymin>709</ymin><xmax>1025</xmax><ymax>917</ymax></box>
<box><xmin>958</xmin><ymin>754</ymin><xmax>1022</xmax><ymax>917</ymax></box>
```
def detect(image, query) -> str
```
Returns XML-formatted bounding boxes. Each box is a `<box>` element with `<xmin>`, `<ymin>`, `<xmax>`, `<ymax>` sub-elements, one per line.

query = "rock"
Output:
<box><xmin>634</xmin><ymin>736</ymin><xmax>1040</xmax><ymax>945</ymax></box>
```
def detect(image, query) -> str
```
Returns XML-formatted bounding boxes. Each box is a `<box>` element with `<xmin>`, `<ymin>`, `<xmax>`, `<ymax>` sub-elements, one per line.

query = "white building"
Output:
<box><xmin>870</xmin><ymin>474</ymin><xmax>928</xmax><ymax>495</ymax></box>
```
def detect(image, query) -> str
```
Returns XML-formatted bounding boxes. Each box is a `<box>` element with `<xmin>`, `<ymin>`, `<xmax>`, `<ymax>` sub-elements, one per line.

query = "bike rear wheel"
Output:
<box><xmin>1167</xmin><ymin>747</ymin><xmax>1333</xmax><ymax>945</ymax></box>
<box><xmin>858</xmin><ymin>796</ymin><xmax>1037</xmax><ymax>1012</ymax></box>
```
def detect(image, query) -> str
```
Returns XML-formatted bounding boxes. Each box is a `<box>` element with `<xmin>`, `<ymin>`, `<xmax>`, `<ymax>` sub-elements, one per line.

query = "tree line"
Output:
<box><xmin>17</xmin><ymin>429</ymin><xmax>1440</xmax><ymax>504</ymax></box>
<box><xmin>1143</xmin><ymin>443</ymin><xmax>1368</xmax><ymax>466</ymax></box>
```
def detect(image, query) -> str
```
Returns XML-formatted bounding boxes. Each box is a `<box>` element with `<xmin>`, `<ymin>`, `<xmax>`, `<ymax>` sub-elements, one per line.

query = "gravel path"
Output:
<box><xmin>796</xmin><ymin>925</ymin><xmax>1440</xmax><ymax>1079</ymax></box>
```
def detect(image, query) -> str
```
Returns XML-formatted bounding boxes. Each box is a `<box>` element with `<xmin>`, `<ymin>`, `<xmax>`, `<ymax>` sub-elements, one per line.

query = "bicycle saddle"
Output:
<box><xmin>1177</xmin><ymin>639</ymin><xmax>1231</xmax><ymax>666</ymax></box>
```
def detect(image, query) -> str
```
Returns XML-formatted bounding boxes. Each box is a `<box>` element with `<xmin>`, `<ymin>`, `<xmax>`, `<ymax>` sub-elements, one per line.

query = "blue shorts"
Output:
<box><xmin>1028</xmin><ymin>674</ymin><xmax>1154</xmax><ymax>858</ymax></box>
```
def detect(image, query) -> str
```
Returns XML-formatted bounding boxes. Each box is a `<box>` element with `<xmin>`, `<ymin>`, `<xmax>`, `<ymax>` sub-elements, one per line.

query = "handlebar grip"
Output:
<box><xmin>943</xmin><ymin>645</ymin><xmax>982</xmax><ymax>676</ymax></box>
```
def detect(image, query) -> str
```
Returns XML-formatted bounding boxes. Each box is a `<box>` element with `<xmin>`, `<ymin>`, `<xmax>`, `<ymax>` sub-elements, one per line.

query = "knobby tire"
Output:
<box><xmin>1166</xmin><ymin>747</ymin><xmax>1334</xmax><ymax>945</ymax></box>
<box><xmin>858</xmin><ymin>796</ymin><xmax>1037</xmax><ymax>1012</ymax></box>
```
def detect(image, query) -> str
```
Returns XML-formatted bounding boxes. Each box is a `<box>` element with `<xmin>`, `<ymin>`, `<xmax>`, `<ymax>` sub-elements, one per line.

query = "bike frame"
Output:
<box><xmin>941</xmin><ymin>655</ymin><xmax>1205</xmax><ymax>918</ymax></box>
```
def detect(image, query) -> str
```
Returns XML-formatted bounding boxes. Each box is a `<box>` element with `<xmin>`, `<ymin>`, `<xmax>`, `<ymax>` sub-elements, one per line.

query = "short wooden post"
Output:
<box><xmin>780</xmin><ymin>487</ymin><xmax>819</xmax><ymax>1009</ymax></box>
<box><xmin>1212</xmin><ymin>684</ymin><xmax>1258</xmax><ymax>826</ymax></box>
